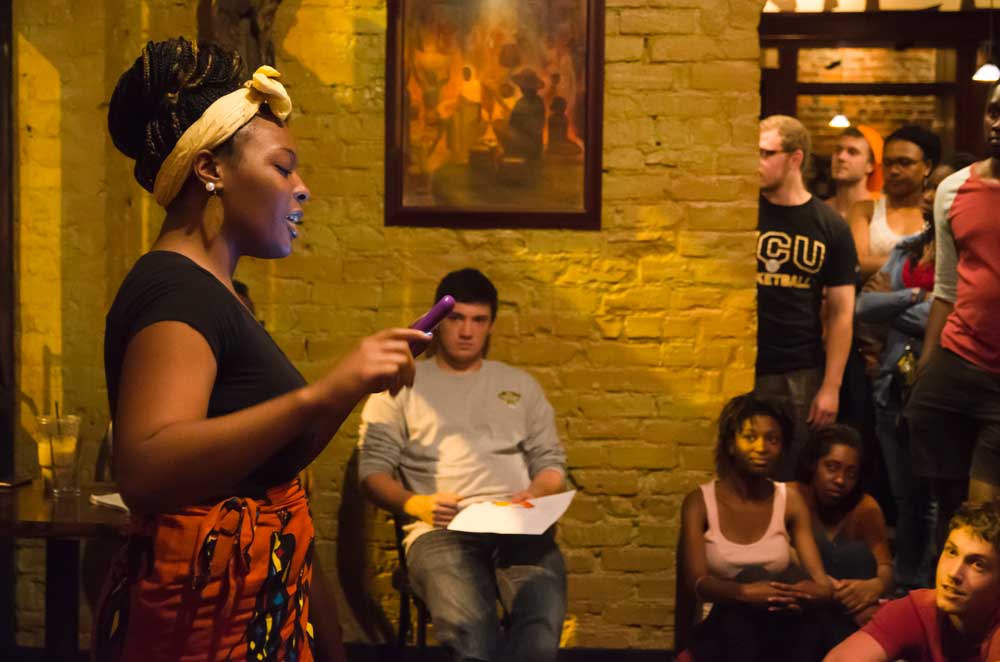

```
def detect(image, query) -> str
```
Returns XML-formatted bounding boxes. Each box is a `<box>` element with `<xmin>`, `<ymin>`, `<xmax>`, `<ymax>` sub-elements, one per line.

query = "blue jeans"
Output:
<box><xmin>406</xmin><ymin>527</ymin><xmax>566</xmax><ymax>662</ymax></box>
<box><xmin>874</xmin><ymin>405</ymin><xmax>936</xmax><ymax>589</ymax></box>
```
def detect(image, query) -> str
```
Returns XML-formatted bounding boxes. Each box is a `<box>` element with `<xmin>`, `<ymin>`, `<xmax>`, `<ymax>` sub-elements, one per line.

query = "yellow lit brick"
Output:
<box><xmin>605</xmin><ymin>603</ymin><xmax>672</xmax><ymax>627</ymax></box>
<box><xmin>680</xmin><ymin>445</ymin><xmax>717</xmax><ymax>472</ymax></box>
<box><xmin>606</xmin><ymin>63</ymin><xmax>688</xmax><ymax>91</ymax></box>
<box><xmin>566</xmin><ymin>445</ymin><xmax>610</xmax><ymax>467</ymax></box>
<box><xmin>568</xmin><ymin>575</ymin><xmax>636</xmax><ymax>602</ymax></box>
<box><xmin>642</xmin><ymin>496</ymin><xmax>684</xmax><ymax>519</ymax></box>
<box><xmin>638</xmin><ymin>576</ymin><xmax>676</xmax><ymax>604</ymax></box>
<box><xmin>639</xmin><ymin>254</ymin><xmax>689</xmax><ymax>282</ymax></box>
<box><xmin>649</xmin><ymin>35</ymin><xmax>717</xmax><ymax>62</ymax></box>
<box><xmin>509</xmin><ymin>340</ymin><xmax>581</xmax><ymax>366</ymax></box>
<box><xmin>565</xmin><ymin>497</ymin><xmax>608</xmax><ymax>523</ymax></box>
<box><xmin>644</xmin><ymin>470</ymin><xmax>706</xmax><ymax>495</ymax></box>
<box><xmin>580</xmin><ymin>344</ymin><xmax>658</xmax><ymax>369</ymax></box>
<box><xmin>666</xmin><ymin>175</ymin><xmax>746</xmax><ymax>202</ymax></box>
<box><xmin>579</xmin><ymin>394</ymin><xmax>657</xmax><ymax>419</ymax></box>
<box><xmin>690</xmin><ymin>259</ymin><xmax>756</xmax><ymax>287</ymax></box>
<box><xmin>620</xmin><ymin>9</ymin><xmax>699</xmax><ymax>35</ymax></box>
<box><xmin>607</xmin><ymin>444</ymin><xmax>679</xmax><ymax>470</ymax></box>
<box><xmin>677</xmin><ymin>230</ymin><xmax>755</xmax><ymax>259</ymax></box>
<box><xmin>624</xmin><ymin>316</ymin><xmax>663</xmax><ymax>339</ymax></box>
<box><xmin>722</xmin><ymin>368</ymin><xmax>756</xmax><ymax>396</ymax></box>
<box><xmin>698</xmin><ymin>0</ymin><xmax>731</xmax><ymax>36</ymax></box>
<box><xmin>573</xmin><ymin>469</ymin><xmax>642</xmax><ymax>495</ymax></box>
<box><xmin>605</xmin><ymin>147</ymin><xmax>646</xmax><ymax>170</ymax></box>
<box><xmin>691</xmin><ymin>62</ymin><xmax>761</xmax><ymax>92</ymax></box>
<box><xmin>606</xmin><ymin>36</ymin><xmax>646</xmax><ymax>62</ymax></box>
<box><xmin>642</xmin><ymin>92</ymin><xmax>723</xmax><ymax>118</ymax></box>
<box><xmin>560</xmin><ymin>523</ymin><xmax>634</xmax><ymax>548</ymax></box>
<box><xmin>602</xmin><ymin>548</ymin><xmax>672</xmax><ymax>572</ymax></box>
<box><xmin>567</xmin><ymin>417</ymin><xmax>642</xmax><ymax>440</ymax></box>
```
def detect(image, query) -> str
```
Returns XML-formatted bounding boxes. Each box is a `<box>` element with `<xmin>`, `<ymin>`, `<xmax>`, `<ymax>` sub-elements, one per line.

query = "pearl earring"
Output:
<box><xmin>205</xmin><ymin>182</ymin><xmax>216</xmax><ymax>193</ymax></box>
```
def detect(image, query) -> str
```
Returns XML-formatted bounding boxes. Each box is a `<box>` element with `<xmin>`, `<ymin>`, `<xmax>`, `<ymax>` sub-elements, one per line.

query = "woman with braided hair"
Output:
<box><xmin>95</xmin><ymin>37</ymin><xmax>428</xmax><ymax>661</ymax></box>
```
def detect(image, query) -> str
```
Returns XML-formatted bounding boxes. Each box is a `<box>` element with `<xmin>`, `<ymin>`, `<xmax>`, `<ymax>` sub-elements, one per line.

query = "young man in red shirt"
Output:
<box><xmin>825</xmin><ymin>499</ymin><xmax>1000</xmax><ymax>662</ymax></box>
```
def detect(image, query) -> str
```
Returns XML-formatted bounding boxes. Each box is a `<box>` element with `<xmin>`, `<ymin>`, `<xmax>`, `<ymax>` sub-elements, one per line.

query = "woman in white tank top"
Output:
<box><xmin>848</xmin><ymin>126</ymin><xmax>939</xmax><ymax>281</ymax></box>
<box><xmin>674</xmin><ymin>393</ymin><xmax>833</xmax><ymax>662</ymax></box>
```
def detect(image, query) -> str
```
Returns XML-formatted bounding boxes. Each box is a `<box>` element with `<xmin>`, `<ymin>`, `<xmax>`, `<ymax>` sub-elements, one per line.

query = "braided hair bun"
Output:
<box><xmin>108</xmin><ymin>37</ymin><xmax>244</xmax><ymax>192</ymax></box>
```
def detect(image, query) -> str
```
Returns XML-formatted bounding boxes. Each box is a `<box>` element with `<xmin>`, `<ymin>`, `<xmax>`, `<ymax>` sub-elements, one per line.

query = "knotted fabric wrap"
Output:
<box><xmin>152</xmin><ymin>65</ymin><xmax>293</xmax><ymax>208</ymax></box>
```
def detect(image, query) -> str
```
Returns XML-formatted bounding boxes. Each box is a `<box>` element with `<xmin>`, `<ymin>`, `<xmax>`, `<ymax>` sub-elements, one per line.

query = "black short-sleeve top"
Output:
<box><xmin>104</xmin><ymin>251</ymin><xmax>308</xmax><ymax>497</ymax></box>
<box><xmin>756</xmin><ymin>195</ymin><xmax>860</xmax><ymax>375</ymax></box>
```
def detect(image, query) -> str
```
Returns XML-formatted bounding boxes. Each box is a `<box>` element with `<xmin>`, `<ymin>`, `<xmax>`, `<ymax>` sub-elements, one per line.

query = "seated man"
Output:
<box><xmin>824</xmin><ymin>499</ymin><xmax>1000</xmax><ymax>661</ymax></box>
<box><xmin>358</xmin><ymin>268</ymin><xmax>567</xmax><ymax>662</ymax></box>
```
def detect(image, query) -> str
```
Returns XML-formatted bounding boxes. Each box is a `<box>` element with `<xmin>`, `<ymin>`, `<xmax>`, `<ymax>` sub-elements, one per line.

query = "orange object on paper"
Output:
<box><xmin>492</xmin><ymin>500</ymin><xmax>534</xmax><ymax>508</ymax></box>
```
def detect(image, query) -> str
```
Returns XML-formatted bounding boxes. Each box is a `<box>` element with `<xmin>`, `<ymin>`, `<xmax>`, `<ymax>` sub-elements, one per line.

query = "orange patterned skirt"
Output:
<box><xmin>92</xmin><ymin>480</ymin><xmax>315</xmax><ymax>662</ymax></box>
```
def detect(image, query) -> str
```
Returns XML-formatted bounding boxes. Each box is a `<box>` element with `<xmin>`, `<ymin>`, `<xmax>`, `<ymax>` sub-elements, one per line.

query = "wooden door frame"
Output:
<box><xmin>759</xmin><ymin>9</ymin><xmax>997</xmax><ymax>154</ymax></box>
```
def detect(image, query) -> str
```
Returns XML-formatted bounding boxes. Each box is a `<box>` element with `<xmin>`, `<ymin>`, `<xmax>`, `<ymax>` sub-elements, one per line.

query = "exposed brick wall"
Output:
<box><xmin>798</xmin><ymin>47</ymin><xmax>939</xmax><ymax>83</ymax></box>
<box><xmin>794</xmin><ymin>47</ymin><xmax>948</xmax><ymax>155</ymax></box>
<box><xmin>13</xmin><ymin>0</ymin><xmax>764</xmax><ymax>650</ymax></box>
<box><xmin>799</xmin><ymin>94</ymin><xmax>944</xmax><ymax>157</ymax></box>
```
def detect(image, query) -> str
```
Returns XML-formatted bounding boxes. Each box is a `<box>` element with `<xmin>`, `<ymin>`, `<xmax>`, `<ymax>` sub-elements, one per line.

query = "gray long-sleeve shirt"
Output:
<box><xmin>358</xmin><ymin>359</ymin><xmax>566</xmax><ymax>549</ymax></box>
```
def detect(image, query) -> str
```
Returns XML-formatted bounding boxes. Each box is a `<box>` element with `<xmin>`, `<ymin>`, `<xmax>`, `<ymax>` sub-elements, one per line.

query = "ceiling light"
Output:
<box><xmin>974</xmin><ymin>63</ymin><xmax>1000</xmax><ymax>82</ymax></box>
<box><xmin>829</xmin><ymin>114</ymin><xmax>850</xmax><ymax>128</ymax></box>
<box><xmin>976</xmin><ymin>0</ymin><xmax>998</xmax><ymax>83</ymax></box>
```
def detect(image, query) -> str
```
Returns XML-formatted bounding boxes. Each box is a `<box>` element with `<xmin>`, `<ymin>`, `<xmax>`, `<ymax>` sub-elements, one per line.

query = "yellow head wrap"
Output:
<box><xmin>152</xmin><ymin>65</ymin><xmax>292</xmax><ymax>208</ymax></box>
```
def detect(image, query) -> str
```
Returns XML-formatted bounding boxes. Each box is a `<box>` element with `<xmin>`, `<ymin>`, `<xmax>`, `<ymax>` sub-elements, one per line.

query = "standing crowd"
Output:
<box><xmin>675</xmin><ymin>91</ymin><xmax>1000</xmax><ymax>661</ymax></box>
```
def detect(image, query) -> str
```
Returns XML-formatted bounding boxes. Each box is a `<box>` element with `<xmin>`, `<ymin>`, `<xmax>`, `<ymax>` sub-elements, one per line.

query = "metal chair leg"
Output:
<box><xmin>416</xmin><ymin>598</ymin><xmax>428</xmax><ymax>659</ymax></box>
<box><xmin>398</xmin><ymin>590</ymin><xmax>412</xmax><ymax>649</ymax></box>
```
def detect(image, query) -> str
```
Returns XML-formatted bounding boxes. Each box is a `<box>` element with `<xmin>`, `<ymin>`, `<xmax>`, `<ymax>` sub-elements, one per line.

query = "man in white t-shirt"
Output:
<box><xmin>358</xmin><ymin>268</ymin><xmax>567</xmax><ymax>662</ymax></box>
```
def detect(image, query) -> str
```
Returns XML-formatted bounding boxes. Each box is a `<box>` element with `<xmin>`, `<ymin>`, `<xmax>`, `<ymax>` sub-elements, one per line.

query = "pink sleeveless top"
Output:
<box><xmin>700</xmin><ymin>480</ymin><xmax>791</xmax><ymax>580</ymax></box>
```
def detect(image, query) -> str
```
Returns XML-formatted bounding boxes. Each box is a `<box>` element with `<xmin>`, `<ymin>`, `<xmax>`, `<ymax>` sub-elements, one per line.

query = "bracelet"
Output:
<box><xmin>694</xmin><ymin>576</ymin><xmax>709</xmax><ymax>601</ymax></box>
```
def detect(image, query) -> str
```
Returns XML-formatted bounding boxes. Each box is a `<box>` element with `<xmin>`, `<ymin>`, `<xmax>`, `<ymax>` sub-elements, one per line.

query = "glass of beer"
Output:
<box><xmin>35</xmin><ymin>414</ymin><xmax>82</xmax><ymax>498</ymax></box>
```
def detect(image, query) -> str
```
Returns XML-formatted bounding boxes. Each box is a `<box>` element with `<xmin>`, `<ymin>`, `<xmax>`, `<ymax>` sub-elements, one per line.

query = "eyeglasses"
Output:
<box><xmin>883</xmin><ymin>157</ymin><xmax>922</xmax><ymax>169</ymax></box>
<box><xmin>759</xmin><ymin>148</ymin><xmax>790</xmax><ymax>159</ymax></box>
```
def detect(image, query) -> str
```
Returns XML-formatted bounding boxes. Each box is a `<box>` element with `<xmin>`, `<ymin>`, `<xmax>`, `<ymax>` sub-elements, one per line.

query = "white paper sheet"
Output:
<box><xmin>89</xmin><ymin>492</ymin><xmax>130</xmax><ymax>513</ymax></box>
<box><xmin>447</xmin><ymin>490</ymin><xmax>576</xmax><ymax>535</ymax></box>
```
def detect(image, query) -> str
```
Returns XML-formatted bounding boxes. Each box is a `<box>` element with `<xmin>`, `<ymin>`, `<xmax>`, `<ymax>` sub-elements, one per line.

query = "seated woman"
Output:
<box><xmin>791</xmin><ymin>425</ymin><xmax>891</xmax><ymax>637</ymax></box>
<box><xmin>675</xmin><ymin>393</ymin><xmax>833</xmax><ymax>662</ymax></box>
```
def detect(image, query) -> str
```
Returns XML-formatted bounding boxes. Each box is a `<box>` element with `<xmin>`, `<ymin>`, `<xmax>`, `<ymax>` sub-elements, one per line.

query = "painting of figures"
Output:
<box><xmin>385</xmin><ymin>0</ymin><xmax>604</xmax><ymax>229</ymax></box>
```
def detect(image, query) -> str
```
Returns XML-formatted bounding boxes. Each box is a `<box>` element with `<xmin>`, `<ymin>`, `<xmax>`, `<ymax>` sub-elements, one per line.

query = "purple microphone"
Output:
<box><xmin>409</xmin><ymin>295</ymin><xmax>455</xmax><ymax>356</ymax></box>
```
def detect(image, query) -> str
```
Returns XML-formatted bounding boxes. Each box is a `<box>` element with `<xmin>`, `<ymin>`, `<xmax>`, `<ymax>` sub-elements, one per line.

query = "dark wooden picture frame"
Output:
<box><xmin>385</xmin><ymin>0</ymin><xmax>604</xmax><ymax>230</ymax></box>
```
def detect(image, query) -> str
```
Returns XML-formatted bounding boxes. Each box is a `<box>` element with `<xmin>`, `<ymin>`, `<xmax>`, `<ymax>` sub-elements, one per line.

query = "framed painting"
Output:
<box><xmin>385</xmin><ymin>0</ymin><xmax>604</xmax><ymax>229</ymax></box>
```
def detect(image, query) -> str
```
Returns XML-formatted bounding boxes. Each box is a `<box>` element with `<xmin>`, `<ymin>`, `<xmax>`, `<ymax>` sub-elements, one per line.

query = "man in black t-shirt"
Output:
<box><xmin>756</xmin><ymin>115</ymin><xmax>860</xmax><ymax>479</ymax></box>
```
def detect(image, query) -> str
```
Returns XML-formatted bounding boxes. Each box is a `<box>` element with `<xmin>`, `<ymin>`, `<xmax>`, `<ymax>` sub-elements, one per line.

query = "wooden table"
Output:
<box><xmin>0</xmin><ymin>479</ymin><xmax>127</xmax><ymax>658</ymax></box>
